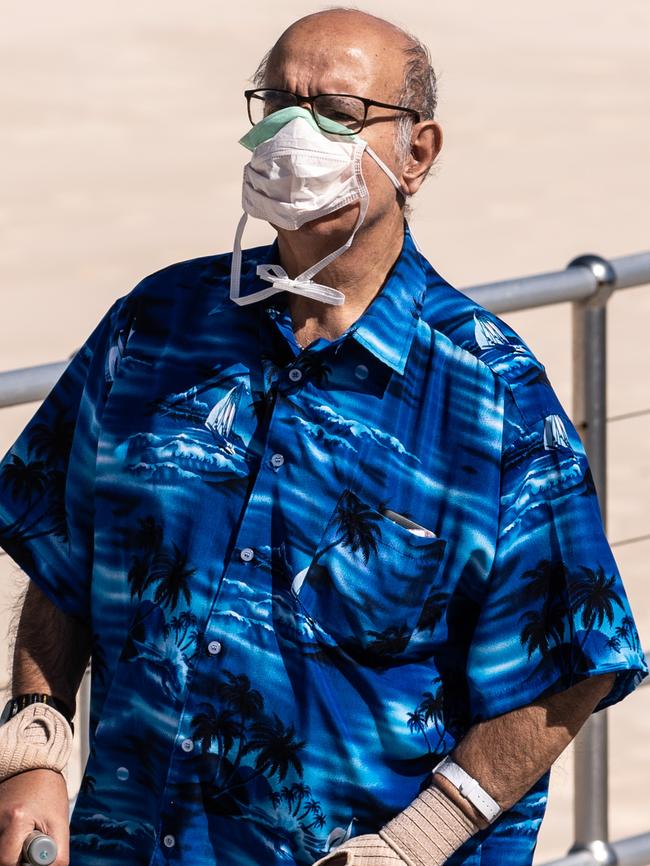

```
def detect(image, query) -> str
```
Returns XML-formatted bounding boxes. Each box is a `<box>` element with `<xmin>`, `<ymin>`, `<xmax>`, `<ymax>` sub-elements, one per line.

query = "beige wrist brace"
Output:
<box><xmin>313</xmin><ymin>785</ymin><xmax>479</xmax><ymax>866</ymax></box>
<box><xmin>0</xmin><ymin>703</ymin><xmax>73</xmax><ymax>782</ymax></box>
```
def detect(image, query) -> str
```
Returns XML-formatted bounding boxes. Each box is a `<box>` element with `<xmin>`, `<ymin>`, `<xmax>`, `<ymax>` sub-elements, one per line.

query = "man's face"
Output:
<box><xmin>260</xmin><ymin>12</ymin><xmax>411</xmax><ymax>243</ymax></box>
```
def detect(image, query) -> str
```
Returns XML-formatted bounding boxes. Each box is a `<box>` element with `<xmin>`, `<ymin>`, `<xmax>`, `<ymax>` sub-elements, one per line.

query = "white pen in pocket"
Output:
<box><xmin>380</xmin><ymin>508</ymin><xmax>437</xmax><ymax>538</ymax></box>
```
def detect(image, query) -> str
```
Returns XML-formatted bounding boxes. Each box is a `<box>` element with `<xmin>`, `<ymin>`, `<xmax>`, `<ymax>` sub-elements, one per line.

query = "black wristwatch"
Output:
<box><xmin>0</xmin><ymin>693</ymin><xmax>74</xmax><ymax>735</ymax></box>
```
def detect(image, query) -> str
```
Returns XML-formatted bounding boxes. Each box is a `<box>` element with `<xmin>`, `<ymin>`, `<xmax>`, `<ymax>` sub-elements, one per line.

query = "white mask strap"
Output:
<box><xmin>231</xmin><ymin>212</ymin><xmax>296</xmax><ymax>306</ymax></box>
<box><xmin>298</xmin><ymin>191</ymin><xmax>369</xmax><ymax>282</ymax></box>
<box><xmin>366</xmin><ymin>145</ymin><xmax>404</xmax><ymax>194</ymax></box>
<box><xmin>229</xmin><ymin>212</ymin><xmax>247</xmax><ymax>304</ymax></box>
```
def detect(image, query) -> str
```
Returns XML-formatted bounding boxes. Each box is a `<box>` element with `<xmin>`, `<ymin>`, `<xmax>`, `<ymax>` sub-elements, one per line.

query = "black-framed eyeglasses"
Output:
<box><xmin>245</xmin><ymin>88</ymin><xmax>420</xmax><ymax>135</ymax></box>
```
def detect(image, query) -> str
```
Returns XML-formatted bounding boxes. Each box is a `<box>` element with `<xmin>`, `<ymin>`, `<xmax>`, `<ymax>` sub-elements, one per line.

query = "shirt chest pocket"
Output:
<box><xmin>294</xmin><ymin>488</ymin><xmax>447</xmax><ymax>667</ymax></box>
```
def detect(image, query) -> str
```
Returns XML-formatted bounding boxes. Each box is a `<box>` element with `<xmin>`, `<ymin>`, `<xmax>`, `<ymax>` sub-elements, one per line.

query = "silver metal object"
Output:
<box><xmin>77</xmin><ymin>664</ymin><xmax>92</xmax><ymax>804</ymax></box>
<box><xmin>570</xmin><ymin>254</ymin><xmax>615</xmax><ymax>863</ymax></box>
<box><xmin>544</xmin><ymin>833</ymin><xmax>650</xmax><ymax>866</ymax></box>
<box><xmin>0</xmin><ymin>361</ymin><xmax>68</xmax><ymax>408</ymax></box>
<box><xmin>569</xmin><ymin>254</ymin><xmax>617</xmax><ymax>307</ymax></box>
<box><xmin>22</xmin><ymin>830</ymin><xmax>57</xmax><ymax>865</ymax></box>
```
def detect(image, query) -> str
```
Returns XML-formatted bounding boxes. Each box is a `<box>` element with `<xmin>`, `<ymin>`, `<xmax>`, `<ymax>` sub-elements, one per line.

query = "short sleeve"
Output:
<box><xmin>465</xmin><ymin>384</ymin><xmax>648</xmax><ymax>722</ymax></box>
<box><xmin>0</xmin><ymin>297</ymin><xmax>132</xmax><ymax>622</ymax></box>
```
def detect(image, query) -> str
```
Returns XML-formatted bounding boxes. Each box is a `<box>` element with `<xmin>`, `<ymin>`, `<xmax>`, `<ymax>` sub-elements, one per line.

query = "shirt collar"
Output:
<box><xmin>256</xmin><ymin>223</ymin><xmax>426</xmax><ymax>375</ymax></box>
<box><xmin>346</xmin><ymin>224</ymin><xmax>426</xmax><ymax>374</ymax></box>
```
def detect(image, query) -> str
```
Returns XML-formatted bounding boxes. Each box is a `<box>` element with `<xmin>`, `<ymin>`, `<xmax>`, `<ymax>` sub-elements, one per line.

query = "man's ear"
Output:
<box><xmin>401</xmin><ymin>120</ymin><xmax>443</xmax><ymax>196</ymax></box>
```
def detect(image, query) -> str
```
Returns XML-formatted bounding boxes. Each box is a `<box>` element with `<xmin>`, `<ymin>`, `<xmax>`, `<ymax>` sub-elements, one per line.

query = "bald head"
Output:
<box><xmin>267</xmin><ymin>9</ymin><xmax>414</xmax><ymax>96</ymax></box>
<box><xmin>281</xmin><ymin>8</ymin><xmax>412</xmax><ymax>42</ymax></box>
<box><xmin>253</xmin><ymin>8</ymin><xmax>437</xmax><ymax>152</ymax></box>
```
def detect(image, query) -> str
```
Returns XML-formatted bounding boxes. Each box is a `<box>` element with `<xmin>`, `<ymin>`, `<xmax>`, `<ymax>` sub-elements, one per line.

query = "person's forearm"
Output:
<box><xmin>312</xmin><ymin>674</ymin><xmax>617</xmax><ymax>866</ymax></box>
<box><xmin>434</xmin><ymin>672</ymin><xmax>616</xmax><ymax>827</ymax></box>
<box><xmin>11</xmin><ymin>581</ymin><xmax>91</xmax><ymax>716</ymax></box>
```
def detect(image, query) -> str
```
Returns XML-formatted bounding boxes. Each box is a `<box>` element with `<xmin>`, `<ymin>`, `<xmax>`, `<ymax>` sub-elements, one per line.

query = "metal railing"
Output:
<box><xmin>1</xmin><ymin>250</ymin><xmax>649</xmax><ymax>865</ymax></box>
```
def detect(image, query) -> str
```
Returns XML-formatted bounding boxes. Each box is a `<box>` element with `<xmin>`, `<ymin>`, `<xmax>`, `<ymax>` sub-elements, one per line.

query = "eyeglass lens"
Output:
<box><xmin>248</xmin><ymin>90</ymin><xmax>365</xmax><ymax>132</ymax></box>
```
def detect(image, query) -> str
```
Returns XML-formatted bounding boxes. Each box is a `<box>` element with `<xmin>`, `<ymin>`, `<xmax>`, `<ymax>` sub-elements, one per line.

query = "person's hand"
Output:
<box><xmin>0</xmin><ymin>769</ymin><xmax>69</xmax><ymax>866</ymax></box>
<box><xmin>312</xmin><ymin>834</ymin><xmax>404</xmax><ymax>866</ymax></box>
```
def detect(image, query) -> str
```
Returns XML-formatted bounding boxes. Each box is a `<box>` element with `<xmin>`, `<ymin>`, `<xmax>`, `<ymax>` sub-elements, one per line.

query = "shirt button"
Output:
<box><xmin>181</xmin><ymin>738</ymin><xmax>194</xmax><ymax>753</ymax></box>
<box><xmin>288</xmin><ymin>368</ymin><xmax>303</xmax><ymax>382</ymax></box>
<box><xmin>207</xmin><ymin>640</ymin><xmax>222</xmax><ymax>655</ymax></box>
<box><xmin>240</xmin><ymin>547</ymin><xmax>255</xmax><ymax>562</ymax></box>
<box><xmin>163</xmin><ymin>834</ymin><xmax>176</xmax><ymax>848</ymax></box>
<box><xmin>271</xmin><ymin>453</ymin><xmax>285</xmax><ymax>468</ymax></box>
<box><xmin>355</xmin><ymin>364</ymin><xmax>369</xmax><ymax>380</ymax></box>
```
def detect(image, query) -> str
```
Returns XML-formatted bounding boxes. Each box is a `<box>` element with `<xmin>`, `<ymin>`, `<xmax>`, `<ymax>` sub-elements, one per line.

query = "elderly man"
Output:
<box><xmin>0</xmin><ymin>9</ymin><xmax>646</xmax><ymax>866</ymax></box>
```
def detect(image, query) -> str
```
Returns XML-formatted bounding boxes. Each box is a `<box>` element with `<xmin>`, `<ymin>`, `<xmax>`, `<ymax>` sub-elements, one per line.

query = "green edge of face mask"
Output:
<box><xmin>239</xmin><ymin>106</ymin><xmax>357</xmax><ymax>151</ymax></box>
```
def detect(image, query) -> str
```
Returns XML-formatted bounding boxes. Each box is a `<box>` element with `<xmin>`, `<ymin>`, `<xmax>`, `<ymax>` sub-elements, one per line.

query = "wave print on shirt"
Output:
<box><xmin>120</xmin><ymin>431</ymin><xmax>248</xmax><ymax>482</ymax></box>
<box><xmin>216</xmin><ymin>575</ymin><xmax>319</xmax><ymax>645</ymax></box>
<box><xmin>307</xmin><ymin>404</ymin><xmax>418</xmax><ymax>459</ymax></box>
<box><xmin>501</xmin><ymin>454</ymin><xmax>591</xmax><ymax>537</ymax></box>
<box><xmin>72</xmin><ymin>813</ymin><xmax>154</xmax><ymax>855</ymax></box>
<box><xmin>292</xmin><ymin>416</ymin><xmax>358</xmax><ymax>454</ymax></box>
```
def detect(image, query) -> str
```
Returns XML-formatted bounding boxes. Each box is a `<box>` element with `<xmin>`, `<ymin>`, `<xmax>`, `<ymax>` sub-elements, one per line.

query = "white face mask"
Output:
<box><xmin>230</xmin><ymin>107</ymin><xmax>403</xmax><ymax>307</ymax></box>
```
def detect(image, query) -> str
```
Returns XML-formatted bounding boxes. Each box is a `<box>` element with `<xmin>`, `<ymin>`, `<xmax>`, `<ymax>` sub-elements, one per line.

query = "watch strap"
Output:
<box><xmin>1</xmin><ymin>694</ymin><xmax>74</xmax><ymax>734</ymax></box>
<box><xmin>433</xmin><ymin>756</ymin><xmax>502</xmax><ymax>822</ymax></box>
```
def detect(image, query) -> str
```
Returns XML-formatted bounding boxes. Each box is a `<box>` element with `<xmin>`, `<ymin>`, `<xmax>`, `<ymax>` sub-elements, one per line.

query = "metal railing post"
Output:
<box><xmin>569</xmin><ymin>254</ymin><xmax>618</xmax><ymax>865</ymax></box>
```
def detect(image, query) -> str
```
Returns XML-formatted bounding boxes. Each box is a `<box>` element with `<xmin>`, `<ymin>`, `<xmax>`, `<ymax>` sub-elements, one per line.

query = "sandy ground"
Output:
<box><xmin>0</xmin><ymin>2</ymin><xmax>648</xmax><ymax>861</ymax></box>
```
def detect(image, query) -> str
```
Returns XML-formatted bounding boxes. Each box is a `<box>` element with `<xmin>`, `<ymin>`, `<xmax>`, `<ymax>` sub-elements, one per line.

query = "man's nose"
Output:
<box><xmin>295</xmin><ymin>95</ymin><xmax>313</xmax><ymax>112</ymax></box>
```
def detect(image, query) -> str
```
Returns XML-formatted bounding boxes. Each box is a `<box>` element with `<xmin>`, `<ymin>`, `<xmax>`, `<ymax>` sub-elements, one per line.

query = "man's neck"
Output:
<box><xmin>277</xmin><ymin>213</ymin><xmax>405</xmax><ymax>350</ymax></box>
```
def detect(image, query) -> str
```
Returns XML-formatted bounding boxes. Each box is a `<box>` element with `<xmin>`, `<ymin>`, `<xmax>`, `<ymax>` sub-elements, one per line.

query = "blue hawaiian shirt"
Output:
<box><xmin>0</xmin><ymin>225</ymin><xmax>646</xmax><ymax>866</ymax></box>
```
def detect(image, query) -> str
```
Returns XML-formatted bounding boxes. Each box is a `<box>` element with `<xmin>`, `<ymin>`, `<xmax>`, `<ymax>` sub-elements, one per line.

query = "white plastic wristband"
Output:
<box><xmin>433</xmin><ymin>756</ymin><xmax>502</xmax><ymax>823</ymax></box>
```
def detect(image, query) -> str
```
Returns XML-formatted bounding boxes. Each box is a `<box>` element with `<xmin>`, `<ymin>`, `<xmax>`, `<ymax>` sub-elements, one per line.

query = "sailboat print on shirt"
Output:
<box><xmin>471</xmin><ymin>312</ymin><xmax>551</xmax><ymax>388</ymax></box>
<box><xmin>205</xmin><ymin>383</ymin><xmax>246</xmax><ymax>455</ymax></box>
<box><xmin>105</xmin><ymin>321</ymin><xmax>137</xmax><ymax>383</ymax></box>
<box><xmin>543</xmin><ymin>414</ymin><xmax>570</xmax><ymax>451</ymax></box>
<box><xmin>474</xmin><ymin>313</ymin><xmax>526</xmax><ymax>354</ymax></box>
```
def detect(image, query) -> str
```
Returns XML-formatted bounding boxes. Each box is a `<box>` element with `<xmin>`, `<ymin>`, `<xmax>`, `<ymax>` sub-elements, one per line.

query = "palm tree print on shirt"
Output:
<box><xmin>615</xmin><ymin>616</ymin><xmax>643</xmax><ymax>653</ymax></box>
<box><xmin>27</xmin><ymin>414</ymin><xmax>75</xmax><ymax>464</ymax></box>
<box><xmin>354</xmin><ymin>588</ymin><xmax>449</xmax><ymax>668</ymax></box>
<box><xmin>292</xmin><ymin>491</ymin><xmax>383</xmax><ymax>594</ymax></box>
<box><xmin>126</xmin><ymin>516</ymin><xmax>195</xmax><ymax>610</ymax></box>
<box><xmin>163</xmin><ymin>611</ymin><xmax>201</xmax><ymax>657</ymax></box>
<box><xmin>519</xmin><ymin>560</ymin><xmax>574</xmax><ymax>664</ymax></box>
<box><xmin>0</xmin><ymin>409</ymin><xmax>76</xmax><ymax>550</ymax></box>
<box><xmin>216</xmin><ymin>673</ymin><xmax>264</xmax><ymax>783</ymax></box>
<box><xmin>326</xmin><ymin>490</ymin><xmax>383</xmax><ymax>563</ymax></box>
<box><xmin>571</xmin><ymin>565</ymin><xmax>625</xmax><ymax>653</ymax></box>
<box><xmin>188</xmin><ymin>668</ymin><xmax>329</xmax><ymax>841</ymax></box>
<box><xmin>365</xmin><ymin>624</ymin><xmax>411</xmax><ymax>658</ymax></box>
<box><xmin>415</xmin><ymin>589</ymin><xmax>450</xmax><ymax>634</ymax></box>
<box><xmin>407</xmin><ymin>678</ymin><xmax>446</xmax><ymax>754</ymax></box>
<box><xmin>518</xmin><ymin>559</ymin><xmax>626</xmax><ymax>682</ymax></box>
<box><xmin>123</xmin><ymin>601</ymin><xmax>201</xmax><ymax>700</ymax></box>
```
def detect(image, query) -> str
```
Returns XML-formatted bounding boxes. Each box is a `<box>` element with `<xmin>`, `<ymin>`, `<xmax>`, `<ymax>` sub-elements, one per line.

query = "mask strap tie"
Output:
<box><xmin>256</xmin><ymin>265</ymin><xmax>345</xmax><ymax>305</ymax></box>
<box><xmin>253</xmin><ymin>188</ymin><xmax>369</xmax><ymax>306</ymax></box>
<box><xmin>232</xmin><ymin>188</ymin><xmax>369</xmax><ymax>307</ymax></box>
